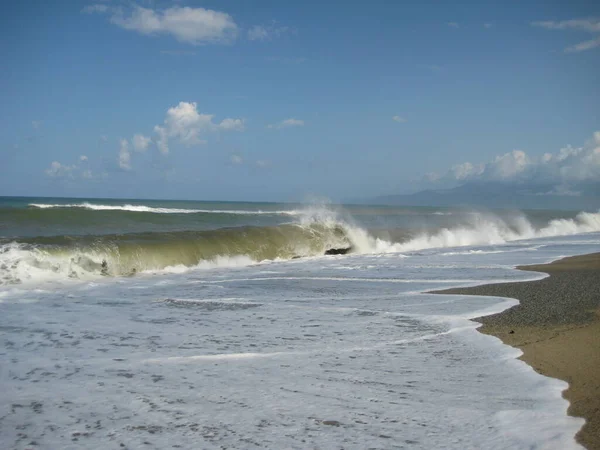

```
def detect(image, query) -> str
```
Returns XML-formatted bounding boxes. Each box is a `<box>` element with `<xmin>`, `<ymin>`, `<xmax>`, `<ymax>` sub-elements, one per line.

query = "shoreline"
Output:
<box><xmin>432</xmin><ymin>253</ymin><xmax>600</xmax><ymax>450</ymax></box>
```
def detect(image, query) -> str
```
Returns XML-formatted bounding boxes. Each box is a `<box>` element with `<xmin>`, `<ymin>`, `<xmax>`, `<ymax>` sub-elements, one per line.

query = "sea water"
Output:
<box><xmin>1</xmin><ymin>197</ymin><xmax>600</xmax><ymax>449</ymax></box>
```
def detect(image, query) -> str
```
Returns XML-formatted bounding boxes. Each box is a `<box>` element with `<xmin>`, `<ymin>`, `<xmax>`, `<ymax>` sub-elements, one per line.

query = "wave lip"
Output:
<box><xmin>28</xmin><ymin>202</ymin><xmax>300</xmax><ymax>215</ymax></box>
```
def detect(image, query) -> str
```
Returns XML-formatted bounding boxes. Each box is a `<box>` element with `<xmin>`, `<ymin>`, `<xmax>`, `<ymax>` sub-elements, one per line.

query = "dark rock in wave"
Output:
<box><xmin>324</xmin><ymin>247</ymin><xmax>352</xmax><ymax>256</ymax></box>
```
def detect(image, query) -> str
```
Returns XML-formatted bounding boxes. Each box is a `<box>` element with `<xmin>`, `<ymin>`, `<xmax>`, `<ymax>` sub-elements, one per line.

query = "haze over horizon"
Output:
<box><xmin>1</xmin><ymin>0</ymin><xmax>599</xmax><ymax>203</ymax></box>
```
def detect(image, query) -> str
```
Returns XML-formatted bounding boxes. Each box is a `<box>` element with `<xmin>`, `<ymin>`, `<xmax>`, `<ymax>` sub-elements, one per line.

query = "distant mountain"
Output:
<box><xmin>370</xmin><ymin>182</ymin><xmax>600</xmax><ymax>211</ymax></box>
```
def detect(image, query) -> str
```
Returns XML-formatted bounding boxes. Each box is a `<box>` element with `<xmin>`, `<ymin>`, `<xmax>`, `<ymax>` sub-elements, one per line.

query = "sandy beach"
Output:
<box><xmin>434</xmin><ymin>253</ymin><xmax>600</xmax><ymax>450</ymax></box>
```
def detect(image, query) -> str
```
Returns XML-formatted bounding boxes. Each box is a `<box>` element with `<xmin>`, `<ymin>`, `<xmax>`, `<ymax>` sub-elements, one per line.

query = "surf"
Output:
<box><xmin>1</xmin><ymin>205</ymin><xmax>599</xmax><ymax>286</ymax></box>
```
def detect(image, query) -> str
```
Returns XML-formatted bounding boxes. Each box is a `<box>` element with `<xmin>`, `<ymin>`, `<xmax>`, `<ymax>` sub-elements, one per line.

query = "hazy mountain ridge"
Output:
<box><xmin>371</xmin><ymin>181</ymin><xmax>600</xmax><ymax>211</ymax></box>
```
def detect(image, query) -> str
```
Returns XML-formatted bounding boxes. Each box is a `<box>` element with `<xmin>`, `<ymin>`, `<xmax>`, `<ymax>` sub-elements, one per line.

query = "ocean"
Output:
<box><xmin>1</xmin><ymin>196</ymin><xmax>600</xmax><ymax>449</ymax></box>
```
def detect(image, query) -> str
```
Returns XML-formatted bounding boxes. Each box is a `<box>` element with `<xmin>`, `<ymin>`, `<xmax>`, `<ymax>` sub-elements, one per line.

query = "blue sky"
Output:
<box><xmin>1</xmin><ymin>0</ymin><xmax>599</xmax><ymax>202</ymax></box>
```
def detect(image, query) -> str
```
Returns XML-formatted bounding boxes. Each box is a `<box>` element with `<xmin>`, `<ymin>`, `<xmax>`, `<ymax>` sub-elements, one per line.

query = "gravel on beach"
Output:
<box><xmin>432</xmin><ymin>252</ymin><xmax>600</xmax><ymax>450</ymax></box>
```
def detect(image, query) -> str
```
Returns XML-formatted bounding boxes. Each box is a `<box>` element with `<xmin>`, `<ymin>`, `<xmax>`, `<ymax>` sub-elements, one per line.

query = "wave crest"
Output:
<box><xmin>29</xmin><ymin>202</ymin><xmax>300</xmax><ymax>215</ymax></box>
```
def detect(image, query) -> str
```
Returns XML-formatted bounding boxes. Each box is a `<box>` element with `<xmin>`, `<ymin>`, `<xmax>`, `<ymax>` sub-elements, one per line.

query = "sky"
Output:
<box><xmin>1</xmin><ymin>0</ymin><xmax>599</xmax><ymax>202</ymax></box>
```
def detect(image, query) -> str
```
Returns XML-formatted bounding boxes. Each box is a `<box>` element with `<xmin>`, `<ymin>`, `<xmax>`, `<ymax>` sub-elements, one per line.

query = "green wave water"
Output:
<box><xmin>1</xmin><ymin>223</ymin><xmax>350</xmax><ymax>281</ymax></box>
<box><xmin>1</xmin><ymin>196</ymin><xmax>599</xmax><ymax>286</ymax></box>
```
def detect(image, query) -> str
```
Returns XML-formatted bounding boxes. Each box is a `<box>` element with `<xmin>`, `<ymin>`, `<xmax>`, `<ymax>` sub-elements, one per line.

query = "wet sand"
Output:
<box><xmin>433</xmin><ymin>253</ymin><xmax>600</xmax><ymax>450</ymax></box>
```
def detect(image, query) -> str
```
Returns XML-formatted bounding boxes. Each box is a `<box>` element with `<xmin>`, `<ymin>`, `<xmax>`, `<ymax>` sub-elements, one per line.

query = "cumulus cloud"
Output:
<box><xmin>31</xmin><ymin>120</ymin><xmax>41</xmax><ymax>129</ymax></box>
<box><xmin>87</xmin><ymin>5</ymin><xmax>238</xmax><ymax>45</ymax></box>
<box><xmin>153</xmin><ymin>101</ymin><xmax>244</xmax><ymax>154</ymax></box>
<box><xmin>218</xmin><ymin>118</ymin><xmax>245</xmax><ymax>131</ymax></box>
<box><xmin>45</xmin><ymin>157</ymin><xmax>92</xmax><ymax>179</ymax></box>
<box><xmin>267</xmin><ymin>118</ymin><xmax>304</xmax><ymax>129</ymax></box>
<box><xmin>447</xmin><ymin>22</ymin><xmax>459</xmax><ymax>28</ymax></box>
<box><xmin>45</xmin><ymin>161</ymin><xmax>75</xmax><ymax>178</ymax></box>
<box><xmin>132</xmin><ymin>133</ymin><xmax>151</xmax><ymax>151</ymax></box>
<box><xmin>392</xmin><ymin>116</ymin><xmax>406</xmax><ymax>123</ymax></box>
<box><xmin>451</xmin><ymin>162</ymin><xmax>484</xmax><ymax>181</ymax></box>
<box><xmin>427</xmin><ymin>131</ymin><xmax>600</xmax><ymax>192</ymax></box>
<box><xmin>532</xmin><ymin>18</ymin><xmax>600</xmax><ymax>53</ymax></box>
<box><xmin>118</xmin><ymin>139</ymin><xmax>131</xmax><ymax>170</ymax></box>
<box><xmin>487</xmin><ymin>150</ymin><xmax>530</xmax><ymax>179</ymax></box>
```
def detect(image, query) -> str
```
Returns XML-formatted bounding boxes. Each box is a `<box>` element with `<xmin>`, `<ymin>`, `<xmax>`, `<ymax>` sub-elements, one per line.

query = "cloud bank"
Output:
<box><xmin>427</xmin><ymin>131</ymin><xmax>600</xmax><ymax>194</ymax></box>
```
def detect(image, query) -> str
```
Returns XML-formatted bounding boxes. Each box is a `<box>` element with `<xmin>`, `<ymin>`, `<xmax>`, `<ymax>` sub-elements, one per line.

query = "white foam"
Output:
<box><xmin>2</xmin><ymin>236</ymin><xmax>597</xmax><ymax>449</ymax></box>
<box><xmin>356</xmin><ymin>210</ymin><xmax>600</xmax><ymax>254</ymax></box>
<box><xmin>0</xmin><ymin>242</ymin><xmax>104</xmax><ymax>286</ymax></box>
<box><xmin>29</xmin><ymin>202</ymin><xmax>300</xmax><ymax>215</ymax></box>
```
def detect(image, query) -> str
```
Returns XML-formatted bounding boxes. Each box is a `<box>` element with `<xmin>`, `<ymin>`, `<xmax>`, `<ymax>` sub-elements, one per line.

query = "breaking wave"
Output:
<box><xmin>1</xmin><ymin>207</ymin><xmax>599</xmax><ymax>286</ymax></box>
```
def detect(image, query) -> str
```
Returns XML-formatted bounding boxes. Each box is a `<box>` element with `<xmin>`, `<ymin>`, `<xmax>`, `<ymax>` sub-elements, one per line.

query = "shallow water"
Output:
<box><xmin>2</xmin><ymin>235</ymin><xmax>600</xmax><ymax>448</ymax></box>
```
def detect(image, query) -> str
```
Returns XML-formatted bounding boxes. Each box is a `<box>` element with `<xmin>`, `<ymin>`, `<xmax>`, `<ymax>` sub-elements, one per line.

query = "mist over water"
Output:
<box><xmin>1</xmin><ymin>197</ymin><xmax>600</xmax><ymax>448</ymax></box>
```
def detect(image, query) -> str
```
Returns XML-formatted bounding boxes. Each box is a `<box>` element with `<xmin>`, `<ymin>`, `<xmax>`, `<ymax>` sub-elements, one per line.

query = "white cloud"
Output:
<box><xmin>247</xmin><ymin>22</ymin><xmax>290</xmax><ymax>41</ymax></box>
<box><xmin>448</xmin><ymin>22</ymin><xmax>459</xmax><ymax>29</ymax></box>
<box><xmin>230</xmin><ymin>154</ymin><xmax>243</xmax><ymax>164</ymax></box>
<box><xmin>45</xmin><ymin>156</ymin><xmax>93</xmax><ymax>178</ymax></box>
<box><xmin>153</xmin><ymin>101</ymin><xmax>244</xmax><ymax>154</ymax></box>
<box><xmin>256</xmin><ymin>160</ymin><xmax>270</xmax><ymax>168</ymax></box>
<box><xmin>45</xmin><ymin>161</ymin><xmax>75</xmax><ymax>178</ymax></box>
<box><xmin>218</xmin><ymin>118</ymin><xmax>245</xmax><ymax>131</ymax></box>
<box><xmin>532</xmin><ymin>18</ymin><xmax>600</xmax><ymax>53</ymax></box>
<box><xmin>82</xmin><ymin>4</ymin><xmax>109</xmax><ymax>14</ymax></box>
<box><xmin>154</xmin><ymin>125</ymin><xmax>169</xmax><ymax>155</ymax></box>
<box><xmin>430</xmin><ymin>131</ymin><xmax>600</xmax><ymax>189</ymax></box>
<box><xmin>451</xmin><ymin>162</ymin><xmax>484</xmax><ymax>180</ymax></box>
<box><xmin>100</xmin><ymin>135</ymin><xmax>108</xmax><ymax>143</ymax></box>
<box><xmin>118</xmin><ymin>139</ymin><xmax>131</xmax><ymax>170</ymax></box>
<box><xmin>484</xmin><ymin>23</ymin><xmax>493</xmax><ymax>29</ymax></box>
<box><xmin>488</xmin><ymin>150</ymin><xmax>530</xmax><ymax>179</ymax></box>
<box><xmin>132</xmin><ymin>133</ymin><xmax>151</xmax><ymax>151</ymax></box>
<box><xmin>565</xmin><ymin>36</ymin><xmax>600</xmax><ymax>53</ymax></box>
<box><xmin>32</xmin><ymin>120</ymin><xmax>41</xmax><ymax>129</ymax></box>
<box><xmin>110</xmin><ymin>6</ymin><xmax>238</xmax><ymax>45</ymax></box>
<box><xmin>248</xmin><ymin>26</ymin><xmax>269</xmax><ymax>41</ymax></box>
<box><xmin>267</xmin><ymin>118</ymin><xmax>304</xmax><ymax>129</ymax></box>
<box><xmin>424</xmin><ymin>172</ymin><xmax>441</xmax><ymax>182</ymax></box>
<box><xmin>392</xmin><ymin>115</ymin><xmax>406</xmax><ymax>123</ymax></box>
